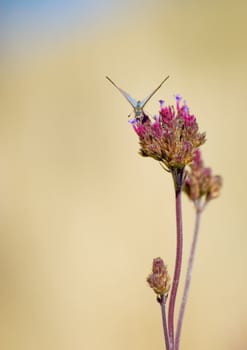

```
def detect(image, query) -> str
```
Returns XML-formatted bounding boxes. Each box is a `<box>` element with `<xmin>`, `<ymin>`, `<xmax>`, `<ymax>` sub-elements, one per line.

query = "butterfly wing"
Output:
<box><xmin>140</xmin><ymin>75</ymin><xmax>170</xmax><ymax>108</ymax></box>
<box><xmin>106</xmin><ymin>76</ymin><xmax>138</xmax><ymax>108</ymax></box>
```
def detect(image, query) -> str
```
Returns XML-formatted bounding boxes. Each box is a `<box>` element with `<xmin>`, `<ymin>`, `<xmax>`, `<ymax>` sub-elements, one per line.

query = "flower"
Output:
<box><xmin>147</xmin><ymin>257</ymin><xmax>171</xmax><ymax>296</ymax></box>
<box><xmin>131</xmin><ymin>96</ymin><xmax>206</xmax><ymax>170</ymax></box>
<box><xmin>183</xmin><ymin>149</ymin><xmax>222</xmax><ymax>205</ymax></box>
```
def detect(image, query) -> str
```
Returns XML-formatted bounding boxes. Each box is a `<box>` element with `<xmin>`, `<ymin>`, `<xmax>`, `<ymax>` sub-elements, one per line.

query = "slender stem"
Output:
<box><xmin>168</xmin><ymin>182</ymin><xmax>183</xmax><ymax>347</ymax></box>
<box><xmin>159</xmin><ymin>295</ymin><xmax>171</xmax><ymax>350</ymax></box>
<box><xmin>174</xmin><ymin>208</ymin><xmax>202</xmax><ymax>350</ymax></box>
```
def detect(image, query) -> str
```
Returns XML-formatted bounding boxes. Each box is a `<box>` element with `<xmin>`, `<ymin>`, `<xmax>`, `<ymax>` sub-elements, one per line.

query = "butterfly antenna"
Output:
<box><xmin>106</xmin><ymin>76</ymin><xmax>120</xmax><ymax>89</ymax></box>
<box><xmin>142</xmin><ymin>75</ymin><xmax>170</xmax><ymax>107</ymax></box>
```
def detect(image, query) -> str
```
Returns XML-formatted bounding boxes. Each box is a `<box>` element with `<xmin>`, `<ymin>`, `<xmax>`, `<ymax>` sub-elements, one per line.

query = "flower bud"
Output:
<box><xmin>147</xmin><ymin>257</ymin><xmax>170</xmax><ymax>296</ymax></box>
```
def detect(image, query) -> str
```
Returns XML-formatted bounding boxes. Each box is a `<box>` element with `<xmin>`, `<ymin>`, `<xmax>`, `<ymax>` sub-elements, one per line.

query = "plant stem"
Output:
<box><xmin>168</xmin><ymin>169</ymin><xmax>184</xmax><ymax>347</ymax></box>
<box><xmin>159</xmin><ymin>295</ymin><xmax>171</xmax><ymax>350</ymax></box>
<box><xmin>174</xmin><ymin>207</ymin><xmax>202</xmax><ymax>350</ymax></box>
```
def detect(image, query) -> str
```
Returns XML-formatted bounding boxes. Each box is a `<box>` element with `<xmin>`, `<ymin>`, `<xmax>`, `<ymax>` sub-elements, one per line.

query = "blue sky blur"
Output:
<box><xmin>1</xmin><ymin>0</ymin><xmax>155</xmax><ymax>59</ymax></box>
<box><xmin>1</xmin><ymin>0</ymin><xmax>150</xmax><ymax>44</ymax></box>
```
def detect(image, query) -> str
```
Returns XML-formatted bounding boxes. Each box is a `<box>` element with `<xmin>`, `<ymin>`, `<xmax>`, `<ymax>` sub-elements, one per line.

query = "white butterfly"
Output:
<box><xmin>106</xmin><ymin>75</ymin><xmax>169</xmax><ymax>118</ymax></box>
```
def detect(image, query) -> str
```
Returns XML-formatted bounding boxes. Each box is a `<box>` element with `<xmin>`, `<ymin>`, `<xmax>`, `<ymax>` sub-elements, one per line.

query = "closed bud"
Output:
<box><xmin>147</xmin><ymin>257</ymin><xmax>170</xmax><ymax>296</ymax></box>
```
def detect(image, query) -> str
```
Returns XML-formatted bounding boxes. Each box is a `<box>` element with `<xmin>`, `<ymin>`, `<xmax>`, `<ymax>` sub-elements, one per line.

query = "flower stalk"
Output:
<box><xmin>168</xmin><ymin>168</ymin><xmax>184</xmax><ymax>346</ymax></box>
<box><xmin>159</xmin><ymin>295</ymin><xmax>171</xmax><ymax>350</ymax></box>
<box><xmin>174</xmin><ymin>206</ymin><xmax>202</xmax><ymax>350</ymax></box>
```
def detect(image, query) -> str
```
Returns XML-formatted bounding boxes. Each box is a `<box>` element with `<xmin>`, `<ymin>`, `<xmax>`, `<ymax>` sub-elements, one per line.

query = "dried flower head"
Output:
<box><xmin>183</xmin><ymin>149</ymin><xmax>222</xmax><ymax>206</ymax></box>
<box><xmin>131</xmin><ymin>96</ymin><xmax>206</xmax><ymax>170</ymax></box>
<box><xmin>147</xmin><ymin>257</ymin><xmax>171</xmax><ymax>296</ymax></box>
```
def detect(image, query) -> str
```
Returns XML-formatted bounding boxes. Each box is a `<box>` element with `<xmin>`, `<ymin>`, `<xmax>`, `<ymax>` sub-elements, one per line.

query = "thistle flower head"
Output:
<box><xmin>183</xmin><ymin>149</ymin><xmax>222</xmax><ymax>206</ymax></box>
<box><xmin>132</xmin><ymin>96</ymin><xmax>206</xmax><ymax>170</ymax></box>
<box><xmin>147</xmin><ymin>257</ymin><xmax>170</xmax><ymax>296</ymax></box>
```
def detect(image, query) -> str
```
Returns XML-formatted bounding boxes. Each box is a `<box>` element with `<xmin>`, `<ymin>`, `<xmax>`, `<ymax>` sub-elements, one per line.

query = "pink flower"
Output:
<box><xmin>183</xmin><ymin>149</ymin><xmax>222</xmax><ymax>205</ymax></box>
<box><xmin>131</xmin><ymin>96</ymin><xmax>206</xmax><ymax>170</ymax></box>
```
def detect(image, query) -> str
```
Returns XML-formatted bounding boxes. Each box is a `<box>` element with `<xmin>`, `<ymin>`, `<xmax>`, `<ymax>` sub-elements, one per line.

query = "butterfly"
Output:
<box><xmin>106</xmin><ymin>75</ymin><xmax>169</xmax><ymax>118</ymax></box>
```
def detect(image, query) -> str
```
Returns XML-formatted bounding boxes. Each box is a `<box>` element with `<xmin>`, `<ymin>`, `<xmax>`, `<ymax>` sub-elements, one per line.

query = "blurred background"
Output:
<box><xmin>0</xmin><ymin>0</ymin><xmax>247</xmax><ymax>349</ymax></box>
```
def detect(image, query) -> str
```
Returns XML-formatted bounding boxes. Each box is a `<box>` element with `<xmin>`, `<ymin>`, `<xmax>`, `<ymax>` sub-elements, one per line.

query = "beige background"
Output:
<box><xmin>1</xmin><ymin>0</ymin><xmax>247</xmax><ymax>349</ymax></box>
